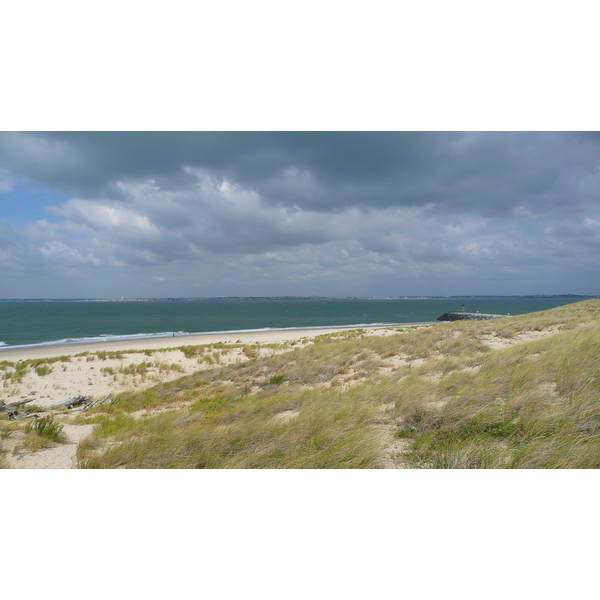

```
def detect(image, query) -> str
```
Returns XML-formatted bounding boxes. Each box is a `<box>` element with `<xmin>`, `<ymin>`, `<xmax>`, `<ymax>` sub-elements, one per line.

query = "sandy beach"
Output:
<box><xmin>0</xmin><ymin>325</ymin><xmax>402</xmax><ymax>362</ymax></box>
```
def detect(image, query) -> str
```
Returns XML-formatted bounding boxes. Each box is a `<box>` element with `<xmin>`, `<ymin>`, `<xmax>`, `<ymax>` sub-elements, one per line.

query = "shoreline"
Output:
<box><xmin>0</xmin><ymin>323</ymin><xmax>434</xmax><ymax>362</ymax></box>
<box><xmin>0</xmin><ymin>322</ymin><xmax>434</xmax><ymax>414</ymax></box>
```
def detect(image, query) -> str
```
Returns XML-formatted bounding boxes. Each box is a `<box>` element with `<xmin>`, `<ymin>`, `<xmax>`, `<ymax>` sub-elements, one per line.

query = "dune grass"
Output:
<box><xmin>393</xmin><ymin>320</ymin><xmax>600</xmax><ymax>468</ymax></box>
<box><xmin>75</xmin><ymin>299</ymin><xmax>600</xmax><ymax>468</ymax></box>
<box><xmin>25</xmin><ymin>415</ymin><xmax>64</xmax><ymax>441</ymax></box>
<box><xmin>3</xmin><ymin>415</ymin><xmax>68</xmax><ymax>454</ymax></box>
<box><xmin>78</xmin><ymin>385</ymin><xmax>382</xmax><ymax>468</ymax></box>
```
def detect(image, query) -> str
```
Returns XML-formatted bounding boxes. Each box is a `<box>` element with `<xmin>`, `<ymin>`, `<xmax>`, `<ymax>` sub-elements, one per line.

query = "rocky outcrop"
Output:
<box><xmin>437</xmin><ymin>312</ymin><xmax>506</xmax><ymax>321</ymax></box>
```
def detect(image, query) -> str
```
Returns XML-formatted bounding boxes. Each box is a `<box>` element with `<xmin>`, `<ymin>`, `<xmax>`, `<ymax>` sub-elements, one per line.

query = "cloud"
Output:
<box><xmin>0</xmin><ymin>170</ymin><xmax>14</xmax><ymax>194</ymax></box>
<box><xmin>1</xmin><ymin>132</ymin><xmax>599</xmax><ymax>216</ymax></box>
<box><xmin>0</xmin><ymin>132</ymin><xmax>599</xmax><ymax>297</ymax></box>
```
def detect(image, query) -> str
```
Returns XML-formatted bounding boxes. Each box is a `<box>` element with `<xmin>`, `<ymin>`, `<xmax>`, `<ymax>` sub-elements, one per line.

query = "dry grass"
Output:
<box><xmin>78</xmin><ymin>385</ymin><xmax>382</xmax><ymax>468</ymax></box>
<box><xmin>74</xmin><ymin>299</ymin><xmax>600</xmax><ymax>468</ymax></box>
<box><xmin>394</xmin><ymin>318</ymin><xmax>600</xmax><ymax>468</ymax></box>
<box><xmin>0</xmin><ymin>421</ymin><xmax>16</xmax><ymax>467</ymax></box>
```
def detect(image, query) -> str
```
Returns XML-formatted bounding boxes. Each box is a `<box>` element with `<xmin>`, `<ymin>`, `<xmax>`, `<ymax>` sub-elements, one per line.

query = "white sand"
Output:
<box><xmin>0</xmin><ymin>325</ymin><xmax>388</xmax><ymax>362</ymax></box>
<box><xmin>5</xmin><ymin>423</ymin><xmax>96</xmax><ymax>469</ymax></box>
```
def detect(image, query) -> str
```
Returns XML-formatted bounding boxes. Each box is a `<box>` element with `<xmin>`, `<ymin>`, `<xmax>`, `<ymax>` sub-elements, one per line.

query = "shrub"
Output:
<box><xmin>179</xmin><ymin>345</ymin><xmax>202</xmax><ymax>359</ymax></box>
<box><xmin>243</xmin><ymin>346</ymin><xmax>259</xmax><ymax>359</ymax></box>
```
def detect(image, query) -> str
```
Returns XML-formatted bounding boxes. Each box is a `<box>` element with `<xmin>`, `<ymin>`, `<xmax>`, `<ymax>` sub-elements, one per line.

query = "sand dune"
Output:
<box><xmin>1</xmin><ymin>325</ymin><xmax>402</xmax><ymax>469</ymax></box>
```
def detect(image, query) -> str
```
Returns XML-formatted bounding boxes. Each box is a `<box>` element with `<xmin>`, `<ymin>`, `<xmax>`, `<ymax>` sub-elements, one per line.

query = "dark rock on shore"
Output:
<box><xmin>437</xmin><ymin>312</ymin><xmax>507</xmax><ymax>321</ymax></box>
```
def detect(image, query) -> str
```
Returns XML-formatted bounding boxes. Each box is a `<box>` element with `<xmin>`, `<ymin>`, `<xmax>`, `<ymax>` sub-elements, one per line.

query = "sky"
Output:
<box><xmin>0</xmin><ymin>131</ymin><xmax>599</xmax><ymax>298</ymax></box>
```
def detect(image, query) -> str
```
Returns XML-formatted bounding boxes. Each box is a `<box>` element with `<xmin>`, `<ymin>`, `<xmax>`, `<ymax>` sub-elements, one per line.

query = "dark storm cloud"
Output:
<box><xmin>2</xmin><ymin>131</ymin><xmax>599</xmax><ymax>217</ymax></box>
<box><xmin>0</xmin><ymin>131</ymin><xmax>445</xmax><ymax>196</ymax></box>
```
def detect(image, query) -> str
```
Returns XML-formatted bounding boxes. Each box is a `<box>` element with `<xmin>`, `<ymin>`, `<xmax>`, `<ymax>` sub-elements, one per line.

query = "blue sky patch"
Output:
<box><xmin>0</xmin><ymin>179</ymin><xmax>69</xmax><ymax>224</ymax></box>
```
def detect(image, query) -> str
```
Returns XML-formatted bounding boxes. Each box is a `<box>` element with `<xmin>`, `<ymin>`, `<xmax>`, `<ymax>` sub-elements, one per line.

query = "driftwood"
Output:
<box><xmin>48</xmin><ymin>395</ymin><xmax>91</xmax><ymax>409</ymax></box>
<box><xmin>1</xmin><ymin>398</ymin><xmax>36</xmax><ymax>410</ymax></box>
<box><xmin>2</xmin><ymin>391</ymin><xmax>116</xmax><ymax>420</ymax></box>
<box><xmin>14</xmin><ymin>411</ymin><xmax>40</xmax><ymax>420</ymax></box>
<box><xmin>1</xmin><ymin>398</ymin><xmax>37</xmax><ymax>420</ymax></box>
<box><xmin>6</xmin><ymin>407</ymin><xmax>18</xmax><ymax>420</ymax></box>
<box><xmin>83</xmin><ymin>392</ymin><xmax>112</xmax><ymax>411</ymax></box>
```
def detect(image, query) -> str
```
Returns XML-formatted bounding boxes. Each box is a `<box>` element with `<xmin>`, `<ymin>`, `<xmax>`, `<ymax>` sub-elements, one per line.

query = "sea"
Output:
<box><xmin>0</xmin><ymin>297</ymin><xmax>591</xmax><ymax>350</ymax></box>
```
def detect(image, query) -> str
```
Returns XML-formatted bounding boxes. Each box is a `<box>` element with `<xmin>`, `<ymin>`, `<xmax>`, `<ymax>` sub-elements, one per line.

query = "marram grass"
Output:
<box><xmin>76</xmin><ymin>299</ymin><xmax>600</xmax><ymax>468</ymax></box>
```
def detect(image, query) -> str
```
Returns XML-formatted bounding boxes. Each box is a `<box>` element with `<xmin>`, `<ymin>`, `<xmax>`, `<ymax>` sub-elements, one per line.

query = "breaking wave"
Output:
<box><xmin>0</xmin><ymin>323</ymin><xmax>404</xmax><ymax>351</ymax></box>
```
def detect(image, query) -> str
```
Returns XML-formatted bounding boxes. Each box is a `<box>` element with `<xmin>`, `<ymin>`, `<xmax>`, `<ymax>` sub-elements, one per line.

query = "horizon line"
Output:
<box><xmin>1</xmin><ymin>294</ymin><xmax>598</xmax><ymax>301</ymax></box>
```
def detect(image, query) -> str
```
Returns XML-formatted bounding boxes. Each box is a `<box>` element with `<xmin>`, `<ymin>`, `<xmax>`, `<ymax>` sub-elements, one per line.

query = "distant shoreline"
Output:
<box><xmin>0</xmin><ymin>294</ymin><xmax>597</xmax><ymax>302</ymax></box>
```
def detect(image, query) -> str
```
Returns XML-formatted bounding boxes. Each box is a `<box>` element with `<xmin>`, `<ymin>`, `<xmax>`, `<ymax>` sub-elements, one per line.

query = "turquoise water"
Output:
<box><xmin>0</xmin><ymin>297</ymin><xmax>589</xmax><ymax>349</ymax></box>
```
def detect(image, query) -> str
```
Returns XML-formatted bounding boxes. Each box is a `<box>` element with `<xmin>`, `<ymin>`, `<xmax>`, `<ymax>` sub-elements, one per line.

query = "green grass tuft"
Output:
<box><xmin>35</xmin><ymin>365</ymin><xmax>53</xmax><ymax>377</ymax></box>
<box><xmin>25</xmin><ymin>416</ymin><xmax>64</xmax><ymax>442</ymax></box>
